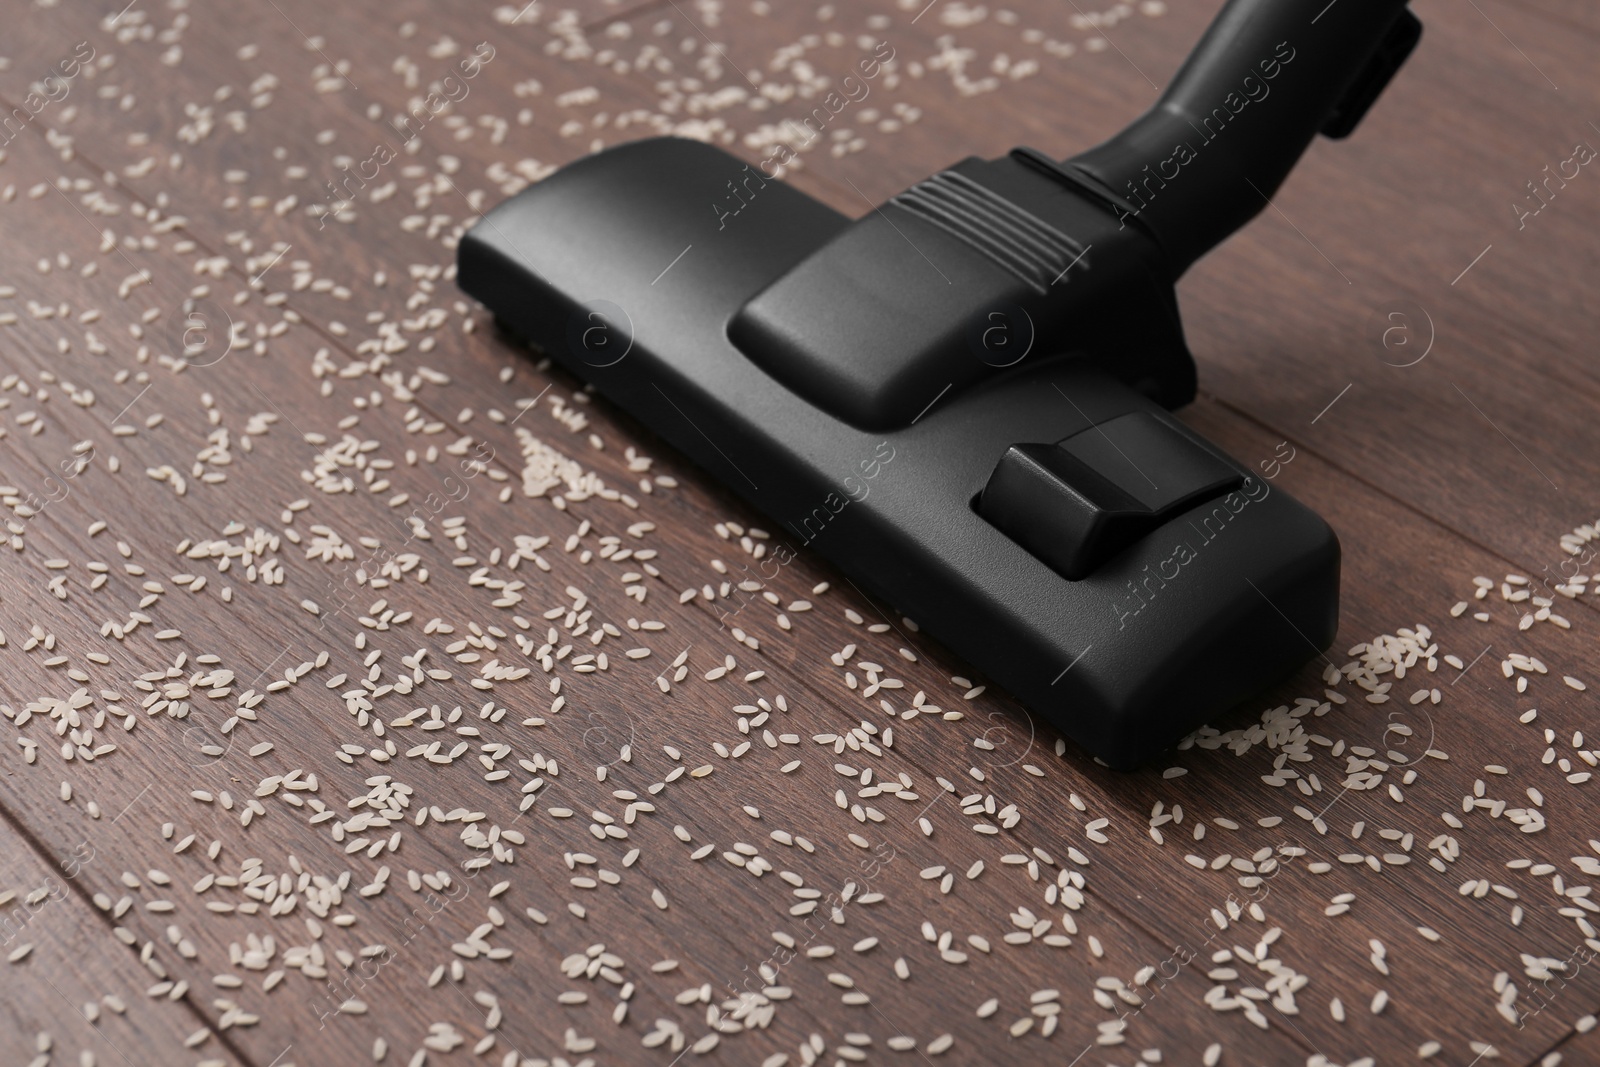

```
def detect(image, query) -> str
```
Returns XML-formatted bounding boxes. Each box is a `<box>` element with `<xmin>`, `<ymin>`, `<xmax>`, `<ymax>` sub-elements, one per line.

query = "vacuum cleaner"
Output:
<box><xmin>459</xmin><ymin>0</ymin><xmax>1422</xmax><ymax>767</ymax></box>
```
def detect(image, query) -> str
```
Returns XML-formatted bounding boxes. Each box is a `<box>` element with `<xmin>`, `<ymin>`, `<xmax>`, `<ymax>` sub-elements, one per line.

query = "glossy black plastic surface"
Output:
<box><xmin>727</xmin><ymin>155</ymin><xmax>1193</xmax><ymax>430</ymax></box>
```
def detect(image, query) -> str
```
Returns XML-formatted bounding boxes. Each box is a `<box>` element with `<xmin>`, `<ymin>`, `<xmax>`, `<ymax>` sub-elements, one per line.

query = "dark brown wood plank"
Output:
<box><xmin>0</xmin><ymin>809</ymin><xmax>251</xmax><ymax>1067</ymax></box>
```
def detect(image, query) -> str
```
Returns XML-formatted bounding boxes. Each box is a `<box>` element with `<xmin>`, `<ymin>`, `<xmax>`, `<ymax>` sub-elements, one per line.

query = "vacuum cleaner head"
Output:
<box><xmin>459</xmin><ymin>0</ymin><xmax>1421</xmax><ymax>767</ymax></box>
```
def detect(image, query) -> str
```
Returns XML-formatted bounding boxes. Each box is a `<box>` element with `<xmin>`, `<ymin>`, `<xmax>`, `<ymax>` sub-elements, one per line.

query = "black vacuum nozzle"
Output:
<box><xmin>459</xmin><ymin>0</ymin><xmax>1421</xmax><ymax>767</ymax></box>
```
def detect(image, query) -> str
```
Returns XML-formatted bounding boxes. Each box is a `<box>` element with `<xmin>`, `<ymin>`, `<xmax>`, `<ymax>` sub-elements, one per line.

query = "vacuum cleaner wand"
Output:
<box><xmin>1066</xmin><ymin>0</ymin><xmax>1421</xmax><ymax>275</ymax></box>
<box><xmin>459</xmin><ymin>0</ymin><xmax>1420</xmax><ymax>767</ymax></box>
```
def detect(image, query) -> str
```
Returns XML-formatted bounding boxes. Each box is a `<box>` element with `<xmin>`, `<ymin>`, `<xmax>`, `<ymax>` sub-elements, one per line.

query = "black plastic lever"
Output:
<box><xmin>978</xmin><ymin>413</ymin><xmax>1244</xmax><ymax>580</ymax></box>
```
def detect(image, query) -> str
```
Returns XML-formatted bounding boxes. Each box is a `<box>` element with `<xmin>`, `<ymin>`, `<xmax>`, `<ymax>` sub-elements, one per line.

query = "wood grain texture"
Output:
<box><xmin>0</xmin><ymin>808</ymin><xmax>252</xmax><ymax>1067</ymax></box>
<box><xmin>0</xmin><ymin>1</ymin><xmax>1597</xmax><ymax>1065</ymax></box>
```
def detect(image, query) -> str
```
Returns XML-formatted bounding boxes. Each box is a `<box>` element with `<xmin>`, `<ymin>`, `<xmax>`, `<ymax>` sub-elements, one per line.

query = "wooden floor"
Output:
<box><xmin>0</xmin><ymin>0</ymin><xmax>1597</xmax><ymax>1064</ymax></box>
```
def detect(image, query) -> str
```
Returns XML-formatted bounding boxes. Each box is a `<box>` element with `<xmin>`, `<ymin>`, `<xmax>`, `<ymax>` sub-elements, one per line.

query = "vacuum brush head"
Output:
<box><xmin>459</xmin><ymin>0</ymin><xmax>1420</xmax><ymax>767</ymax></box>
